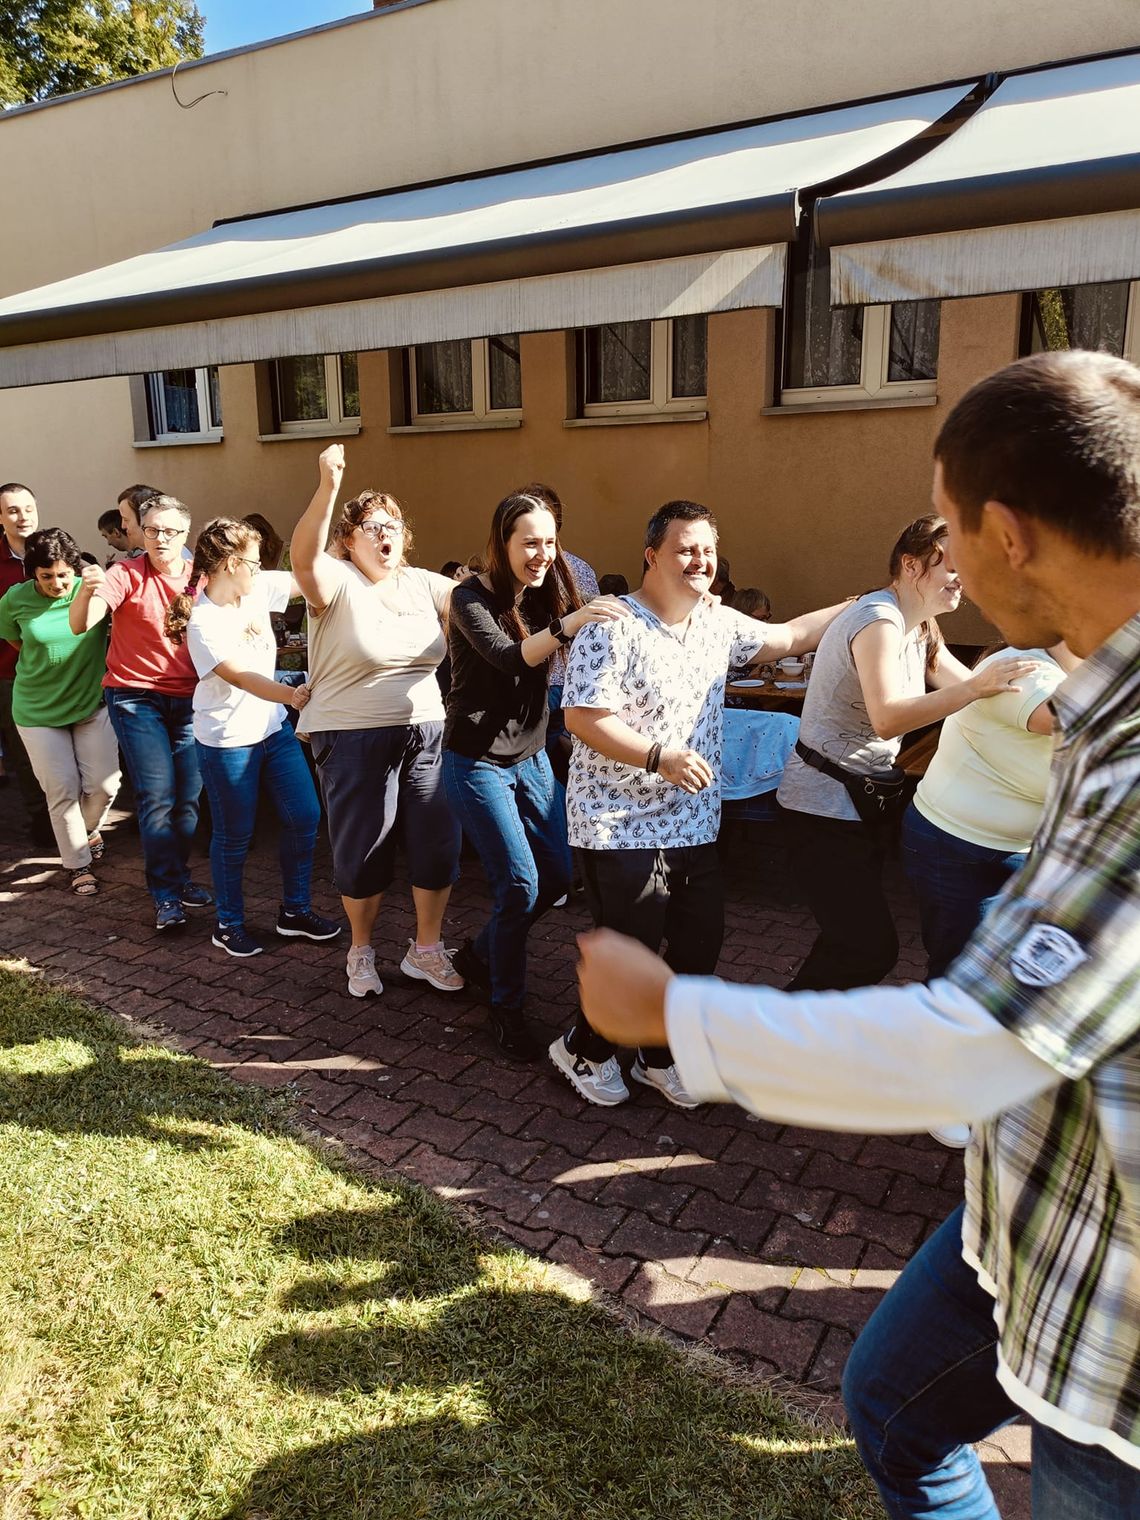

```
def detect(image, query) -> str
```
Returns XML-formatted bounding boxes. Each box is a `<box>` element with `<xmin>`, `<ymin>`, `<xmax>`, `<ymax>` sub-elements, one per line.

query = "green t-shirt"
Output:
<box><xmin>0</xmin><ymin>580</ymin><xmax>107</xmax><ymax>727</ymax></box>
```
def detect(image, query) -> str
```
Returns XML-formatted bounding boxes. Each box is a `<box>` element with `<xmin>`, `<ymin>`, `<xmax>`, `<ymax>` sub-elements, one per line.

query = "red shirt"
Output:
<box><xmin>0</xmin><ymin>536</ymin><xmax>27</xmax><ymax>682</ymax></box>
<box><xmin>100</xmin><ymin>556</ymin><xmax>197</xmax><ymax>696</ymax></box>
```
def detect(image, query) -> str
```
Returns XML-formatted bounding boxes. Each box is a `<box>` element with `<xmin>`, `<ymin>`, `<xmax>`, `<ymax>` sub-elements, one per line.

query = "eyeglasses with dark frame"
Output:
<box><xmin>359</xmin><ymin>518</ymin><xmax>404</xmax><ymax>540</ymax></box>
<box><xmin>142</xmin><ymin>524</ymin><xmax>188</xmax><ymax>541</ymax></box>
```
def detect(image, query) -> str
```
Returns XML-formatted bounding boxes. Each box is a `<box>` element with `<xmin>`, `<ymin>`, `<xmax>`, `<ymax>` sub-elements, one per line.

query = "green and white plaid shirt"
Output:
<box><xmin>949</xmin><ymin>610</ymin><xmax>1140</xmax><ymax>1462</ymax></box>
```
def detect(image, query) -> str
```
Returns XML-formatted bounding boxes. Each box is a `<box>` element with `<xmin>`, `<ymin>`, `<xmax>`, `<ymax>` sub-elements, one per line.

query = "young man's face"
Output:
<box><xmin>0</xmin><ymin>488</ymin><xmax>37</xmax><ymax>545</ymax></box>
<box><xmin>118</xmin><ymin>499</ymin><xmax>146</xmax><ymax>552</ymax></box>
<box><xmin>100</xmin><ymin>524</ymin><xmax>129</xmax><ymax>552</ymax></box>
<box><xmin>646</xmin><ymin>516</ymin><xmax>718</xmax><ymax>601</ymax></box>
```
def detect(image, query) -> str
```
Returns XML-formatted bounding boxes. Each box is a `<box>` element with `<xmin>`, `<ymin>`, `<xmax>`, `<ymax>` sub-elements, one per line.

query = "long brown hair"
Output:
<box><xmin>165</xmin><ymin>516</ymin><xmax>259</xmax><ymax>645</ymax></box>
<box><xmin>482</xmin><ymin>492</ymin><xmax>582</xmax><ymax>640</ymax></box>
<box><xmin>887</xmin><ymin>513</ymin><xmax>948</xmax><ymax>673</ymax></box>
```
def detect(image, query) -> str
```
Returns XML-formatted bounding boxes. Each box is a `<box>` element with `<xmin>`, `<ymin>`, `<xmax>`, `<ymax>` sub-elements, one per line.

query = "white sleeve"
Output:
<box><xmin>665</xmin><ymin>975</ymin><xmax>1059</xmax><ymax>1132</ymax></box>
<box><xmin>262</xmin><ymin>570</ymin><xmax>294</xmax><ymax>615</ymax></box>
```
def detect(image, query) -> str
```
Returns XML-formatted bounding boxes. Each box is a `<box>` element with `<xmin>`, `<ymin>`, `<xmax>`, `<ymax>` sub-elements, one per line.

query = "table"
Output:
<box><xmin>724</xmin><ymin>678</ymin><xmax>808</xmax><ymax>715</ymax></box>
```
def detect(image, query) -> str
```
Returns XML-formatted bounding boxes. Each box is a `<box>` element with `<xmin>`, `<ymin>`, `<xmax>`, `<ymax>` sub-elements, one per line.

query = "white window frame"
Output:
<box><xmin>780</xmin><ymin>304</ymin><xmax>938</xmax><ymax>408</ymax></box>
<box><xmin>407</xmin><ymin>337</ymin><xmax>522</xmax><ymax>426</ymax></box>
<box><xmin>272</xmin><ymin>354</ymin><xmax>360</xmax><ymax>434</ymax></box>
<box><xmin>144</xmin><ymin>366</ymin><xmax>222</xmax><ymax>442</ymax></box>
<box><xmin>582</xmin><ymin>318</ymin><xmax>707</xmax><ymax>418</ymax></box>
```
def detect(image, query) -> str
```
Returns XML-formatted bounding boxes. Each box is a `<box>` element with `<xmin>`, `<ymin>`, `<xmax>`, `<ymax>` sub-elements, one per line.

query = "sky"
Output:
<box><xmin>200</xmin><ymin>2</ymin><xmax>372</xmax><ymax>56</ymax></box>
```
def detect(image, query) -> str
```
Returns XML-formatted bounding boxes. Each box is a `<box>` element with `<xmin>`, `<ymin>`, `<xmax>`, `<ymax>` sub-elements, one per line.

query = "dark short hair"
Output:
<box><xmin>645</xmin><ymin>499</ymin><xmax>718</xmax><ymax>553</ymax></box>
<box><xmin>98</xmin><ymin>509</ymin><xmax>124</xmax><ymax>533</ymax></box>
<box><xmin>935</xmin><ymin>350</ymin><xmax>1140</xmax><ymax>558</ymax></box>
<box><xmin>24</xmin><ymin>527</ymin><xmax>82</xmax><ymax>575</ymax></box>
<box><xmin>0</xmin><ymin>482</ymin><xmax>33</xmax><ymax>500</ymax></box>
<box><xmin>116</xmin><ymin>483</ymin><xmax>163</xmax><ymax>519</ymax></box>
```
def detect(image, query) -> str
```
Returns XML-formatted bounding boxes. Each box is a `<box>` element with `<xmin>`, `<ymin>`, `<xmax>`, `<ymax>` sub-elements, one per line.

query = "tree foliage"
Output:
<box><xmin>0</xmin><ymin>1</ymin><xmax>205</xmax><ymax>108</ymax></box>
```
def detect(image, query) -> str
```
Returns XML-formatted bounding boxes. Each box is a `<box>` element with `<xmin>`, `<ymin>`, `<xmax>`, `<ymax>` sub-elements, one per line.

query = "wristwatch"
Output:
<box><xmin>548</xmin><ymin>617</ymin><xmax>571</xmax><ymax>645</ymax></box>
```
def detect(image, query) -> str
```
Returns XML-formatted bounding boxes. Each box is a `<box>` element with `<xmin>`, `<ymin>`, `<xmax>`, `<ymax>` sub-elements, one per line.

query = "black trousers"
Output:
<box><xmin>782</xmin><ymin>808</ymin><xmax>899</xmax><ymax>991</ymax></box>
<box><xmin>569</xmin><ymin>841</ymin><xmax>724</xmax><ymax>1066</ymax></box>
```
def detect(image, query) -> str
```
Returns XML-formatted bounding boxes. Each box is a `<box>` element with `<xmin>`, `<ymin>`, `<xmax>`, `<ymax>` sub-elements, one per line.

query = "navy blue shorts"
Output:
<box><xmin>310</xmin><ymin>722</ymin><xmax>461</xmax><ymax>899</ymax></box>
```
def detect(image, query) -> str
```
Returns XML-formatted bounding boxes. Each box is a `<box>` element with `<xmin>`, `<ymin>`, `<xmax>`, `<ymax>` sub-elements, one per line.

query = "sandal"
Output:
<box><xmin>87</xmin><ymin>833</ymin><xmax>105</xmax><ymax>861</ymax></box>
<box><xmin>70</xmin><ymin>868</ymin><xmax>98</xmax><ymax>896</ymax></box>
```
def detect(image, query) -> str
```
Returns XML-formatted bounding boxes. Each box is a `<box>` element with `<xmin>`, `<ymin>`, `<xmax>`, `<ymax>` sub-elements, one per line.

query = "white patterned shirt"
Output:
<box><xmin>563</xmin><ymin>596</ymin><xmax>768</xmax><ymax>849</ymax></box>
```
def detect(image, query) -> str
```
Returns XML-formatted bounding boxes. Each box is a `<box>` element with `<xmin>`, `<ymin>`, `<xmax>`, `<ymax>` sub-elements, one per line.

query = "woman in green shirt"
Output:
<box><xmin>0</xmin><ymin>528</ymin><xmax>120</xmax><ymax>894</ymax></box>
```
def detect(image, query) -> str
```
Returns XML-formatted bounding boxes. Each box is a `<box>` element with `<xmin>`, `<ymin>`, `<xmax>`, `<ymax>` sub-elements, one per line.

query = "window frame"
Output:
<box><xmin>143</xmin><ymin>366</ymin><xmax>222</xmax><ymax>443</ymax></box>
<box><xmin>407</xmin><ymin>336</ymin><xmax>522</xmax><ymax>426</ymax></box>
<box><xmin>580</xmin><ymin>317</ymin><xmax>707</xmax><ymax>418</ymax></box>
<box><xmin>779</xmin><ymin>303</ymin><xmax>939</xmax><ymax>408</ymax></box>
<box><xmin>272</xmin><ymin>353</ymin><xmax>360</xmax><ymax>434</ymax></box>
<box><xmin>1020</xmin><ymin>280</ymin><xmax>1140</xmax><ymax>363</ymax></box>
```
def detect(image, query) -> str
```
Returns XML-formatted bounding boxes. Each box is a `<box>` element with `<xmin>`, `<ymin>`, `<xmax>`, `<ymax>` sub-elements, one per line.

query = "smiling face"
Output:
<box><xmin>0</xmin><ymin>488</ymin><xmax>37</xmax><ymax>547</ymax></box>
<box><xmin>505</xmin><ymin>508</ymin><xmax>557</xmax><ymax>592</ymax></box>
<box><xmin>647</xmin><ymin>516</ymin><xmax>718</xmax><ymax>602</ymax></box>
<box><xmin>907</xmin><ymin>536</ymin><xmax>962</xmax><ymax>618</ymax></box>
<box><xmin>33</xmin><ymin>559</ymin><xmax>75</xmax><ymax>599</ymax></box>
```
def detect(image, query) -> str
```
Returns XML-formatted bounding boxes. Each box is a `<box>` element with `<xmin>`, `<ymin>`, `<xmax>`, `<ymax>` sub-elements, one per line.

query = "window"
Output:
<box><xmin>580</xmin><ymin>317</ymin><xmax>707</xmax><ymax>416</ymax></box>
<box><xmin>144</xmin><ymin>367</ymin><xmax>222</xmax><ymax>440</ymax></box>
<box><xmin>780</xmin><ymin>241</ymin><xmax>939</xmax><ymax>405</ymax></box>
<box><xmin>1021</xmin><ymin>281</ymin><xmax>1139</xmax><ymax>361</ymax></box>
<box><xmin>271</xmin><ymin>353</ymin><xmax>360</xmax><ymax>432</ymax></box>
<box><xmin>407</xmin><ymin>336</ymin><xmax>522</xmax><ymax>424</ymax></box>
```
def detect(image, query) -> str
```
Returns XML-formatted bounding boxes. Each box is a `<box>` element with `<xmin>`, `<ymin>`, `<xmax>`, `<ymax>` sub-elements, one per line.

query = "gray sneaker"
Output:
<box><xmin>346</xmin><ymin>945</ymin><xmax>383</xmax><ymax>998</ymax></box>
<box><xmin>548</xmin><ymin>1034</ymin><xmax>629</xmax><ymax>1106</ymax></box>
<box><xmin>400</xmin><ymin>941</ymin><xmax>464</xmax><ymax>992</ymax></box>
<box><xmin>631</xmin><ymin>1056</ymin><xmax>699</xmax><ymax>1109</ymax></box>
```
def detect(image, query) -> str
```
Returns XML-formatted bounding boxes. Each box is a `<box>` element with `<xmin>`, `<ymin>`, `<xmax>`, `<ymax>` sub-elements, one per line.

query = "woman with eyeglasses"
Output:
<box><xmin>289</xmin><ymin>445</ymin><xmax>464</xmax><ymax>1000</ymax></box>
<box><xmin>162</xmin><ymin>517</ymin><xmax>340</xmax><ymax>958</ymax></box>
<box><xmin>70</xmin><ymin>493</ymin><xmax>213</xmax><ymax>929</ymax></box>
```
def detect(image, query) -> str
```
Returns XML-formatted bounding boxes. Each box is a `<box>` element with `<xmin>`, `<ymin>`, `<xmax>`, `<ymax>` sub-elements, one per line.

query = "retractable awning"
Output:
<box><xmin>819</xmin><ymin>52</ymin><xmax>1140</xmax><ymax>306</ymax></box>
<box><xmin>0</xmin><ymin>82</ymin><xmax>970</xmax><ymax>387</ymax></box>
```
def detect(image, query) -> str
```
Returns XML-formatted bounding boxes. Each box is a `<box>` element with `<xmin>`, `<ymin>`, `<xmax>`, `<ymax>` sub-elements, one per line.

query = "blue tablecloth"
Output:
<box><xmin>721</xmin><ymin>708</ymin><xmax>800</xmax><ymax>799</ymax></box>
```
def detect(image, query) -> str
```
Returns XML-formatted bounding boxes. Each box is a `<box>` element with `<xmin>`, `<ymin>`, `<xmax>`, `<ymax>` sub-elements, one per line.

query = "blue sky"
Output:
<box><xmin>201</xmin><ymin>2</ymin><xmax>372</xmax><ymax>56</ymax></box>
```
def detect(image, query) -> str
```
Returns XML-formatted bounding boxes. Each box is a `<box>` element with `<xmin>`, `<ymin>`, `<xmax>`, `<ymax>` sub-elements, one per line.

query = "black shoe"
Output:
<box><xmin>211</xmin><ymin>924</ymin><xmax>264</xmax><ymax>958</ymax></box>
<box><xmin>452</xmin><ymin>939</ymin><xmax>491</xmax><ymax>994</ymax></box>
<box><xmin>488</xmin><ymin>1006</ymin><xmax>541</xmax><ymax>1062</ymax></box>
<box><xmin>276</xmin><ymin>906</ymin><xmax>342</xmax><ymax>941</ymax></box>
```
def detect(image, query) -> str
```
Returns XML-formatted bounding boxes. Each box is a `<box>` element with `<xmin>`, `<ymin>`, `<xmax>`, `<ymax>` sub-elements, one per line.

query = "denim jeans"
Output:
<box><xmin>901</xmin><ymin>804</ymin><xmax>1026</xmax><ymax>979</ymax></box>
<box><xmin>197</xmin><ymin>723</ymin><xmax>320</xmax><ymax>929</ymax></box>
<box><xmin>843</xmin><ymin>1204</ymin><xmax>1140</xmax><ymax>1518</ymax></box>
<box><xmin>105</xmin><ymin>686</ymin><xmax>201</xmax><ymax>904</ymax></box>
<box><xmin>442</xmin><ymin>748</ymin><xmax>571</xmax><ymax>1009</ymax></box>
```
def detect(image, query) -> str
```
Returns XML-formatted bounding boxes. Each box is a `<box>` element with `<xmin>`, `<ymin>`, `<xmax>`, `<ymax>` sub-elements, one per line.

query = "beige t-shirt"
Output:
<box><xmin>914</xmin><ymin>647</ymin><xmax>1064</xmax><ymax>852</ymax></box>
<box><xmin>299</xmin><ymin>558</ymin><xmax>451</xmax><ymax>735</ymax></box>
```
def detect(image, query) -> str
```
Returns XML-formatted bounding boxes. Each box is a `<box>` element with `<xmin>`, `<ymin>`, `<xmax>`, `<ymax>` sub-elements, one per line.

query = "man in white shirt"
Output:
<box><xmin>577</xmin><ymin>352</ymin><xmax>1140</xmax><ymax>1515</ymax></box>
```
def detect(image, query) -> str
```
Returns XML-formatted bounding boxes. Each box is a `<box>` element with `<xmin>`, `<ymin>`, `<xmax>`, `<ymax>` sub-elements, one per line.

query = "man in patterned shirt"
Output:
<box><xmin>549</xmin><ymin>499</ymin><xmax>843</xmax><ymax>1108</ymax></box>
<box><xmin>577</xmin><ymin>351</ymin><xmax>1140</xmax><ymax>1514</ymax></box>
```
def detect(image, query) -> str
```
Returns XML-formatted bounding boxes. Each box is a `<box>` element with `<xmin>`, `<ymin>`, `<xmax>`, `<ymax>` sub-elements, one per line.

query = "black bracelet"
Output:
<box><xmin>645</xmin><ymin>741</ymin><xmax>662</xmax><ymax>774</ymax></box>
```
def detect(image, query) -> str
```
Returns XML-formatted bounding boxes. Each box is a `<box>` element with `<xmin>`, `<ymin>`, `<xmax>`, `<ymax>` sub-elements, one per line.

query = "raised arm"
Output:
<box><xmin>748</xmin><ymin>598</ymin><xmax>850</xmax><ymax>662</ymax></box>
<box><xmin>69</xmin><ymin>563</ymin><xmax>110</xmax><ymax>633</ymax></box>
<box><xmin>289</xmin><ymin>444</ymin><xmax>346</xmax><ymax>613</ymax></box>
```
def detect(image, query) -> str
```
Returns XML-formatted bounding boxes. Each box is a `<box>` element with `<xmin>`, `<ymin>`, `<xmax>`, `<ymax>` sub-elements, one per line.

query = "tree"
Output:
<box><xmin>0</xmin><ymin>1</ymin><xmax>205</xmax><ymax>108</ymax></box>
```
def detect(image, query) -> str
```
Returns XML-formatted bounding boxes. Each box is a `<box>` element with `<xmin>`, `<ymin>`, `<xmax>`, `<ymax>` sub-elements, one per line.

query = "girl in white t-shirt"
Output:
<box><xmin>165</xmin><ymin>517</ymin><xmax>341</xmax><ymax>959</ymax></box>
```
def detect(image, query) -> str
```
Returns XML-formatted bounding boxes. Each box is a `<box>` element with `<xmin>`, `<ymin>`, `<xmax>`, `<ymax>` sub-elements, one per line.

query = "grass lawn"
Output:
<box><xmin>0</xmin><ymin>960</ymin><xmax>882</xmax><ymax>1520</ymax></box>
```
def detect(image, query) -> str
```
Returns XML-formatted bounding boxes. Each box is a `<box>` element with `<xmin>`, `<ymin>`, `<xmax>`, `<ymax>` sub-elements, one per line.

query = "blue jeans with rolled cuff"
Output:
<box><xmin>104</xmin><ymin>686</ymin><xmax>201</xmax><ymax>905</ymax></box>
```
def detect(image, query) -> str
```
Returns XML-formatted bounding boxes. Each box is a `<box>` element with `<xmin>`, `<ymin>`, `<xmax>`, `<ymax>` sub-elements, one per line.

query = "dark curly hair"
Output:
<box><xmin>24</xmin><ymin>527</ymin><xmax>83</xmax><ymax>576</ymax></box>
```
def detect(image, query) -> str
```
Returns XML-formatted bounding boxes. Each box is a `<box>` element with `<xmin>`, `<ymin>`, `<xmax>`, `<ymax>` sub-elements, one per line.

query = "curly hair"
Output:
<box><xmin>329</xmin><ymin>490</ymin><xmax>413</xmax><ymax>565</ymax></box>
<box><xmin>165</xmin><ymin>516</ymin><xmax>259</xmax><ymax>645</ymax></box>
<box><xmin>24</xmin><ymin>527</ymin><xmax>83</xmax><ymax>576</ymax></box>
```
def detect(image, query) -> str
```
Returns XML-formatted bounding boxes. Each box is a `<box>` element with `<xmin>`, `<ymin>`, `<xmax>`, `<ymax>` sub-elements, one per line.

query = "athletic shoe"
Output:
<box><xmin>276</xmin><ymin>906</ymin><xmax>342</xmax><ymax>941</ymax></box>
<box><xmin>929</xmin><ymin>1123</ymin><xmax>971</xmax><ymax>1149</ymax></box>
<box><xmin>180</xmin><ymin>883</ymin><xmax>214</xmax><ymax>910</ymax></box>
<box><xmin>400</xmin><ymin>941</ymin><xmax>464</xmax><ymax>992</ymax></box>
<box><xmin>346</xmin><ymin>945</ymin><xmax>383</xmax><ymax>999</ymax></box>
<box><xmin>548</xmin><ymin>1034</ymin><xmax>629</xmax><ymax>1106</ymax></box>
<box><xmin>451</xmin><ymin>939</ymin><xmax>491</xmax><ymax>994</ymax></box>
<box><xmin>488</xmin><ymin>1006</ymin><xmax>541</xmax><ymax>1061</ymax></box>
<box><xmin>155</xmin><ymin>899</ymin><xmax>188</xmax><ymax>932</ymax></box>
<box><xmin>631</xmin><ymin>1056</ymin><xmax>699</xmax><ymax>1109</ymax></box>
<box><xmin>212</xmin><ymin>924</ymin><xmax>264</xmax><ymax>958</ymax></box>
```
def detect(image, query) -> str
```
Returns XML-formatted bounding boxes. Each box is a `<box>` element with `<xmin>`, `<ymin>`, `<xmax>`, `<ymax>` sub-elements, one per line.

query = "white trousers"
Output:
<box><xmin>17</xmin><ymin>706</ymin><xmax>121</xmax><ymax>870</ymax></box>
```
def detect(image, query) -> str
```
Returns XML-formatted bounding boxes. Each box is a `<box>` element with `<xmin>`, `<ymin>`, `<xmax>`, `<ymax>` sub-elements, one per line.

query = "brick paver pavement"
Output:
<box><xmin>0</xmin><ymin>798</ymin><xmax>1030</xmax><ymax>1513</ymax></box>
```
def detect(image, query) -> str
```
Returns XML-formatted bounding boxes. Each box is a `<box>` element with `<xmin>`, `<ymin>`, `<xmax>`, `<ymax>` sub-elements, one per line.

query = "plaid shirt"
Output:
<box><xmin>948</xmin><ymin>610</ymin><xmax>1140</xmax><ymax>1459</ymax></box>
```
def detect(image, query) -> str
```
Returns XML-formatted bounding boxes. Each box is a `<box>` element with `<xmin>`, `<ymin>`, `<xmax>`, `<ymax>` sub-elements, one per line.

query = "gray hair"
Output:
<box><xmin>138</xmin><ymin>493</ymin><xmax>192</xmax><ymax>527</ymax></box>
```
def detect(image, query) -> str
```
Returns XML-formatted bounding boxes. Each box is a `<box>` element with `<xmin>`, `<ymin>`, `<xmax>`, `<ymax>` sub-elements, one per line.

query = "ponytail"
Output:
<box><xmin>164</xmin><ymin>576</ymin><xmax>200</xmax><ymax>645</ymax></box>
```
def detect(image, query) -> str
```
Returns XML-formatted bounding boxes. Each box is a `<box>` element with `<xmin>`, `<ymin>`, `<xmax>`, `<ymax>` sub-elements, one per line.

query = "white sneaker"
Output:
<box><xmin>929</xmin><ymin>1123</ymin><xmax>971</xmax><ymax>1149</ymax></box>
<box><xmin>400</xmin><ymin>941</ymin><xmax>464</xmax><ymax>992</ymax></box>
<box><xmin>548</xmin><ymin>1034</ymin><xmax>629</xmax><ymax>1106</ymax></box>
<box><xmin>346</xmin><ymin>945</ymin><xmax>383</xmax><ymax>999</ymax></box>
<box><xmin>631</xmin><ymin>1056</ymin><xmax>699</xmax><ymax>1109</ymax></box>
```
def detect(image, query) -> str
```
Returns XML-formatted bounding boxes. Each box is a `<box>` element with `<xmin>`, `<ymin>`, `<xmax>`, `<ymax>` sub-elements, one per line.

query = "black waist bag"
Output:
<box><xmin>794</xmin><ymin>739</ymin><xmax>909</xmax><ymax>830</ymax></box>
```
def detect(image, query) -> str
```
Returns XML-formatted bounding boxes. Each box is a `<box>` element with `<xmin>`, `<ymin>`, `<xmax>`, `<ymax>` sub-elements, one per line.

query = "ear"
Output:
<box><xmin>983</xmin><ymin>501</ymin><xmax>1035</xmax><ymax>571</ymax></box>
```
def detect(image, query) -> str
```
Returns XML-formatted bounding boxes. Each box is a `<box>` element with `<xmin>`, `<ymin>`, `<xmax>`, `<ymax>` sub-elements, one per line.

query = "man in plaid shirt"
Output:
<box><xmin>577</xmin><ymin>350</ymin><xmax>1140</xmax><ymax>1516</ymax></box>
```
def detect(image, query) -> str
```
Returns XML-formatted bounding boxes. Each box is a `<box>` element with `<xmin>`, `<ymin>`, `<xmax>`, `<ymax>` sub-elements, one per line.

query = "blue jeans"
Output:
<box><xmin>843</xmin><ymin>1205</ymin><xmax>1140</xmax><ymax>1518</ymax></box>
<box><xmin>443</xmin><ymin>749</ymin><xmax>571</xmax><ymax>1009</ymax></box>
<box><xmin>197</xmin><ymin>723</ymin><xmax>320</xmax><ymax>929</ymax></box>
<box><xmin>901</xmin><ymin>804</ymin><xmax>1025</xmax><ymax>979</ymax></box>
<box><xmin>105</xmin><ymin>687</ymin><xmax>201</xmax><ymax>905</ymax></box>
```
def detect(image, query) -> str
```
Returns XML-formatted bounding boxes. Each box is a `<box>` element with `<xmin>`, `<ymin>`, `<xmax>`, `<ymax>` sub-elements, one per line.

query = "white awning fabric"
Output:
<box><xmin>820</xmin><ymin>52</ymin><xmax>1140</xmax><ymax>305</ymax></box>
<box><xmin>0</xmin><ymin>83</ymin><xmax>969</xmax><ymax>387</ymax></box>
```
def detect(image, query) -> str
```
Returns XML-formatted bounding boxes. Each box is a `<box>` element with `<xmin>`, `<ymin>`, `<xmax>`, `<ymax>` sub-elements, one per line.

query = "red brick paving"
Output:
<box><xmin>0</xmin><ymin>801</ymin><xmax>1030</xmax><ymax>1512</ymax></box>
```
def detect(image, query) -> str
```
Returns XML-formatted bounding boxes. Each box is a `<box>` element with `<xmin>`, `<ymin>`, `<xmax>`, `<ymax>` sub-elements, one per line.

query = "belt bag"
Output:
<box><xmin>794</xmin><ymin>739</ymin><xmax>908</xmax><ymax>828</ymax></box>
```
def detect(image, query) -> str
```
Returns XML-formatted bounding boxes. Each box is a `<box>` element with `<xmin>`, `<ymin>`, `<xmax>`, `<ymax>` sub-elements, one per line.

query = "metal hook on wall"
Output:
<box><xmin>170</xmin><ymin>59</ymin><xmax>228</xmax><ymax>109</ymax></box>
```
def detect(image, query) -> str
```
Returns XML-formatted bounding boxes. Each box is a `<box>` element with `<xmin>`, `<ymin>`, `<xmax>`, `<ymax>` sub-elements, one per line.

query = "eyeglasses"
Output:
<box><xmin>237</xmin><ymin>557</ymin><xmax>261</xmax><ymax>573</ymax></box>
<box><xmin>359</xmin><ymin>518</ymin><xmax>404</xmax><ymax>539</ymax></box>
<box><xmin>143</xmin><ymin>525</ymin><xmax>187</xmax><ymax>541</ymax></box>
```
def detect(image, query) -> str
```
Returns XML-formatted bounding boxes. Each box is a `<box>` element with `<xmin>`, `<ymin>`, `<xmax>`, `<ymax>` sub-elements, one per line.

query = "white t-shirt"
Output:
<box><xmin>563</xmin><ymin>596</ymin><xmax>768</xmax><ymax>849</ymax></box>
<box><xmin>187</xmin><ymin>571</ymin><xmax>293</xmax><ymax>747</ymax></box>
<box><xmin>914</xmin><ymin>648</ymin><xmax>1064</xmax><ymax>851</ymax></box>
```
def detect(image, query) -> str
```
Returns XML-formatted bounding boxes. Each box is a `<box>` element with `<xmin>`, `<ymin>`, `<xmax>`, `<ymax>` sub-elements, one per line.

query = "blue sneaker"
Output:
<box><xmin>211</xmin><ymin>924</ymin><xmax>264</xmax><ymax>958</ymax></box>
<box><xmin>155</xmin><ymin>899</ymin><xmax>188</xmax><ymax>932</ymax></box>
<box><xmin>181</xmin><ymin>883</ymin><xmax>214</xmax><ymax>910</ymax></box>
<box><xmin>276</xmin><ymin>906</ymin><xmax>342</xmax><ymax>941</ymax></box>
